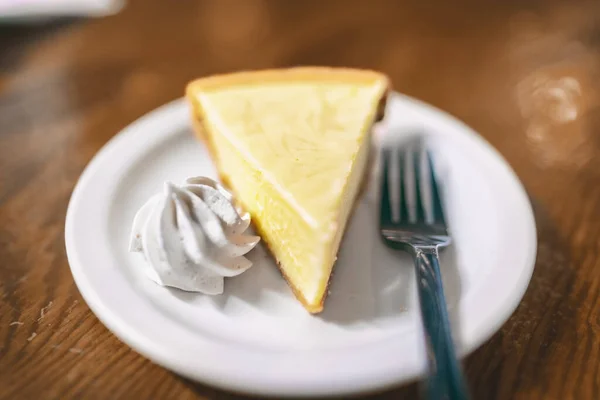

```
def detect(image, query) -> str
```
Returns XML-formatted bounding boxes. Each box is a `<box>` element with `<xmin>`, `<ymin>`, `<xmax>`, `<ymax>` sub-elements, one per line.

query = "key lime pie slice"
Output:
<box><xmin>186</xmin><ymin>67</ymin><xmax>389</xmax><ymax>313</ymax></box>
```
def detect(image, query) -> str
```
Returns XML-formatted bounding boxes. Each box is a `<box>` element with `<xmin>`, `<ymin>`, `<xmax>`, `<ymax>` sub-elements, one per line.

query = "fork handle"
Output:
<box><xmin>413</xmin><ymin>247</ymin><xmax>469</xmax><ymax>400</ymax></box>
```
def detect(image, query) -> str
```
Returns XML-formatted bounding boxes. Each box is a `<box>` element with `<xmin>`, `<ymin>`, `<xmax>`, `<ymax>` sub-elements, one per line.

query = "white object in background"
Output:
<box><xmin>65</xmin><ymin>93</ymin><xmax>537</xmax><ymax>397</ymax></box>
<box><xmin>0</xmin><ymin>0</ymin><xmax>125</xmax><ymax>21</ymax></box>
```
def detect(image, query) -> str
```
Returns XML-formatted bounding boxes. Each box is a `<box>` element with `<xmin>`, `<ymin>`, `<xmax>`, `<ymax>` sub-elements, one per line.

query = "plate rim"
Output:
<box><xmin>65</xmin><ymin>92</ymin><xmax>537</xmax><ymax>397</ymax></box>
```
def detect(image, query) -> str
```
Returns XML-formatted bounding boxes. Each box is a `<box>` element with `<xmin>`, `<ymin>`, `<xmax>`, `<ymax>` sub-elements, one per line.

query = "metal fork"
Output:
<box><xmin>379</xmin><ymin>141</ymin><xmax>469</xmax><ymax>400</ymax></box>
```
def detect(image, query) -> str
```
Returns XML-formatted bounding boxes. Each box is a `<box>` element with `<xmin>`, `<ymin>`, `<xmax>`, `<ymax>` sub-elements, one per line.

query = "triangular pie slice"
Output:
<box><xmin>186</xmin><ymin>67</ymin><xmax>389</xmax><ymax>313</ymax></box>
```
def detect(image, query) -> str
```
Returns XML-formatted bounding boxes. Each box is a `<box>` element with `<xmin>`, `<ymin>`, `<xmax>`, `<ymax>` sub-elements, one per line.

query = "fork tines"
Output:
<box><xmin>380</xmin><ymin>142</ymin><xmax>447</xmax><ymax>229</ymax></box>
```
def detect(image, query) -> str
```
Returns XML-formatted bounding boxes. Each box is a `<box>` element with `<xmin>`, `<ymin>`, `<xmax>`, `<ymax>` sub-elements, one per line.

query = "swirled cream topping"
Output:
<box><xmin>129</xmin><ymin>177</ymin><xmax>260</xmax><ymax>294</ymax></box>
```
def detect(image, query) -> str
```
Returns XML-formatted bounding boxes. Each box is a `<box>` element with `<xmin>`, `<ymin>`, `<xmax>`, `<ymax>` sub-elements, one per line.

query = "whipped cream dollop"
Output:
<box><xmin>129</xmin><ymin>177</ymin><xmax>260</xmax><ymax>294</ymax></box>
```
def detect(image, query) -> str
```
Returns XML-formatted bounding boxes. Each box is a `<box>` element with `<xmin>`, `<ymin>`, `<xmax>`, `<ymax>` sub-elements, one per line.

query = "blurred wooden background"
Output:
<box><xmin>2</xmin><ymin>0</ymin><xmax>600</xmax><ymax>398</ymax></box>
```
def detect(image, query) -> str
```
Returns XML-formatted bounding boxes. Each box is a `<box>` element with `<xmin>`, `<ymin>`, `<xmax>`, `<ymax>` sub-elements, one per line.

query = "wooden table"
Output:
<box><xmin>1</xmin><ymin>1</ymin><xmax>600</xmax><ymax>398</ymax></box>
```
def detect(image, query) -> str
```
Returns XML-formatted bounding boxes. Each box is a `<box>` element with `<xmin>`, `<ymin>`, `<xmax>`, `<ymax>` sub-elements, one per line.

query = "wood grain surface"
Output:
<box><xmin>2</xmin><ymin>0</ymin><xmax>600</xmax><ymax>398</ymax></box>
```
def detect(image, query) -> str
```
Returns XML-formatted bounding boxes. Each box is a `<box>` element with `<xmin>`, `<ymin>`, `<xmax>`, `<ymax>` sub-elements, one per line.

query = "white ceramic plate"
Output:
<box><xmin>65</xmin><ymin>93</ymin><xmax>536</xmax><ymax>397</ymax></box>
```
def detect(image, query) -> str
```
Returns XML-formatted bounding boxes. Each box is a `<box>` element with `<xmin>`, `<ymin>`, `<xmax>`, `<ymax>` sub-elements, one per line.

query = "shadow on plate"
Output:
<box><xmin>168</xmin><ymin>189</ymin><xmax>463</xmax><ymax>334</ymax></box>
<box><xmin>169</xmin><ymin>242</ymin><xmax>297</xmax><ymax>313</ymax></box>
<box><xmin>318</xmin><ymin>195</ymin><xmax>463</xmax><ymax>334</ymax></box>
